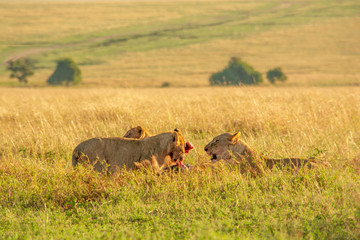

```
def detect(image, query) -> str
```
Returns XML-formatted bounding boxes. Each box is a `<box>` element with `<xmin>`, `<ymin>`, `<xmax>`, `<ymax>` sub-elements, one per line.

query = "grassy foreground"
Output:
<box><xmin>0</xmin><ymin>87</ymin><xmax>359</xmax><ymax>239</ymax></box>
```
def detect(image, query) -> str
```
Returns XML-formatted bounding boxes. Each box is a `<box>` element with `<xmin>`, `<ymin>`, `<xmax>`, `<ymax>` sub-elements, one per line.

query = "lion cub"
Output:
<box><xmin>123</xmin><ymin>126</ymin><xmax>152</xmax><ymax>139</ymax></box>
<box><xmin>205</xmin><ymin>132</ymin><xmax>330</xmax><ymax>173</ymax></box>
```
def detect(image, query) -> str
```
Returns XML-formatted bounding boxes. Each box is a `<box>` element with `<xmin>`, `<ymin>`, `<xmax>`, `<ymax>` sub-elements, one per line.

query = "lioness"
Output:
<box><xmin>72</xmin><ymin>129</ymin><xmax>186</xmax><ymax>174</ymax></box>
<box><xmin>123</xmin><ymin>126</ymin><xmax>152</xmax><ymax>139</ymax></box>
<box><xmin>204</xmin><ymin>132</ymin><xmax>330</xmax><ymax>172</ymax></box>
<box><xmin>123</xmin><ymin>126</ymin><xmax>194</xmax><ymax>153</ymax></box>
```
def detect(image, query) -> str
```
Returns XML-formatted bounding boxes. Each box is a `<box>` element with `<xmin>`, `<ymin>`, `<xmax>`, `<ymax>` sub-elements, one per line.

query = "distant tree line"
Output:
<box><xmin>6</xmin><ymin>57</ymin><xmax>82</xmax><ymax>86</ymax></box>
<box><xmin>209</xmin><ymin>57</ymin><xmax>287</xmax><ymax>86</ymax></box>
<box><xmin>7</xmin><ymin>56</ymin><xmax>286</xmax><ymax>87</ymax></box>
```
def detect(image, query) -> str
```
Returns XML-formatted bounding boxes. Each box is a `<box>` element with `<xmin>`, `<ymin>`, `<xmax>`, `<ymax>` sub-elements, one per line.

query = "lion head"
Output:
<box><xmin>204</xmin><ymin>132</ymin><xmax>244</xmax><ymax>163</ymax></box>
<box><xmin>123</xmin><ymin>126</ymin><xmax>151</xmax><ymax>139</ymax></box>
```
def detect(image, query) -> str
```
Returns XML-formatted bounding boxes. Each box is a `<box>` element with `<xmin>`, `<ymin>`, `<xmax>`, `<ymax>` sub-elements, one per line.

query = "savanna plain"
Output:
<box><xmin>1</xmin><ymin>0</ymin><xmax>360</xmax><ymax>239</ymax></box>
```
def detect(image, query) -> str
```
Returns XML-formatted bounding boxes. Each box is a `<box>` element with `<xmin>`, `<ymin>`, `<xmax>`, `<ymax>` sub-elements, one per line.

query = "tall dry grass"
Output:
<box><xmin>1</xmin><ymin>87</ymin><xmax>359</xmax><ymax>162</ymax></box>
<box><xmin>0</xmin><ymin>87</ymin><xmax>359</xmax><ymax>238</ymax></box>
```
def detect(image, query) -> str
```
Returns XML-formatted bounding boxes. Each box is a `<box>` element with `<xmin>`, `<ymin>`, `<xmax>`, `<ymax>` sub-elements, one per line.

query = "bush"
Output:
<box><xmin>47</xmin><ymin>58</ymin><xmax>81</xmax><ymax>86</ymax></box>
<box><xmin>209</xmin><ymin>57</ymin><xmax>263</xmax><ymax>86</ymax></box>
<box><xmin>266</xmin><ymin>67</ymin><xmax>287</xmax><ymax>84</ymax></box>
<box><xmin>161</xmin><ymin>82</ymin><xmax>170</xmax><ymax>88</ymax></box>
<box><xmin>7</xmin><ymin>58</ymin><xmax>35</xmax><ymax>84</ymax></box>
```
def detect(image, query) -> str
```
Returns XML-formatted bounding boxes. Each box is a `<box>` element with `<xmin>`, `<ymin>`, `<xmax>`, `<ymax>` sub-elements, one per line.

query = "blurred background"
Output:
<box><xmin>0</xmin><ymin>0</ymin><xmax>359</xmax><ymax>88</ymax></box>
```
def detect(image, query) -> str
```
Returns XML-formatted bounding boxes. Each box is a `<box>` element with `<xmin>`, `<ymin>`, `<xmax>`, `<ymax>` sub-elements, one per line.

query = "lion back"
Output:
<box><xmin>72</xmin><ymin>138</ymin><xmax>107</xmax><ymax>171</ymax></box>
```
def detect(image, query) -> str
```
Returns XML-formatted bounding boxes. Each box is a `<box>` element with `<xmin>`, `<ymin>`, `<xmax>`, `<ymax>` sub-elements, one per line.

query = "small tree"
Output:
<box><xmin>266</xmin><ymin>67</ymin><xmax>287</xmax><ymax>84</ymax></box>
<box><xmin>47</xmin><ymin>58</ymin><xmax>81</xmax><ymax>86</ymax></box>
<box><xmin>209</xmin><ymin>57</ymin><xmax>263</xmax><ymax>86</ymax></box>
<box><xmin>7</xmin><ymin>58</ymin><xmax>35</xmax><ymax>84</ymax></box>
<box><xmin>161</xmin><ymin>82</ymin><xmax>170</xmax><ymax>88</ymax></box>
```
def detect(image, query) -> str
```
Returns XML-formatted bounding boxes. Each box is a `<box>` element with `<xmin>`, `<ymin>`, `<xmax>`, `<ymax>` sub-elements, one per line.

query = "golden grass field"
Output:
<box><xmin>1</xmin><ymin>87</ymin><xmax>359</xmax><ymax>164</ymax></box>
<box><xmin>1</xmin><ymin>87</ymin><xmax>360</xmax><ymax>238</ymax></box>
<box><xmin>1</xmin><ymin>0</ymin><xmax>360</xmax><ymax>238</ymax></box>
<box><xmin>0</xmin><ymin>0</ymin><xmax>359</xmax><ymax>87</ymax></box>
<box><xmin>78</xmin><ymin>17</ymin><xmax>360</xmax><ymax>87</ymax></box>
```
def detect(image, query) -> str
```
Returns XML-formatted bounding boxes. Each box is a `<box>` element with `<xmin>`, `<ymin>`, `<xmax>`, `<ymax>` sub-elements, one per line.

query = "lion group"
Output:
<box><xmin>72</xmin><ymin>126</ymin><xmax>331</xmax><ymax>175</ymax></box>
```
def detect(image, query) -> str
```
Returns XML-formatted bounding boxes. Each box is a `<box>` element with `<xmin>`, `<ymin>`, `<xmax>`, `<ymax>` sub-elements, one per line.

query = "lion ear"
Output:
<box><xmin>139</xmin><ymin>129</ymin><xmax>146</xmax><ymax>139</ymax></box>
<box><xmin>229</xmin><ymin>132</ymin><xmax>241</xmax><ymax>144</ymax></box>
<box><xmin>172</xmin><ymin>132</ymin><xmax>178</xmax><ymax>143</ymax></box>
<box><xmin>137</xmin><ymin>126</ymin><xmax>142</xmax><ymax>134</ymax></box>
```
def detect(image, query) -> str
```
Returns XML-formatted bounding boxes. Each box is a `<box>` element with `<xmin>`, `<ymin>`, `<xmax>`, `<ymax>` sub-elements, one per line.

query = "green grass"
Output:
<box><xmin>1</xmin><ymin>0</ymin><xmax>359</xmax><ymax>87</ymax></box>
<box><xmin>0</xmin><ymin>87</ymin><xmax>360</xmax><ymax>239</ymax></box>
<box><xmin>1</xmin><ymin>1</ymin><xmax>360</xmax><ymax>238</ymax></box>
<box><xmin>1</xmin><ymin>161</ymin><xmax>359</xmax><ymax>239</ymax></box>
